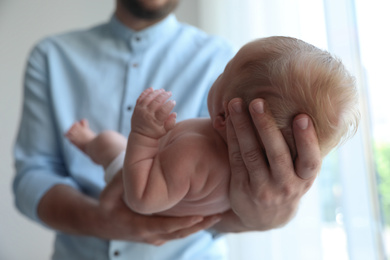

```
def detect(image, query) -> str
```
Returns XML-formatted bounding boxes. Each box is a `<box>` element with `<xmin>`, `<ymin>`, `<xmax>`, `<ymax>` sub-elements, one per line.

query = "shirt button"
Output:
<box><xmin>127</xmin><ymin>106</ymin><xmax>133</xmax><ymax>111</ymax></box>
<box><xmin>132</xmin><ymin>63</ymin><xmax>138</xmax><ymax>68</ymax></box>
<box><xmin>113</xmin><ymin>250</ymin><xmax>120</xmax><ymax>257</ymax></box>
<box><xmin>135</xmin><ymin>36</ymin><xmax>141</xmax><ymax>41</ymax></box>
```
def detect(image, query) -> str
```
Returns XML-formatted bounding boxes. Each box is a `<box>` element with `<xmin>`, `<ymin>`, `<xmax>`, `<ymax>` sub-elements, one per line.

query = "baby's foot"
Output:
<box><xmin>65</xmin><ymin>119</ymin><xmax>96</xmax><ymax>153</ymax></box>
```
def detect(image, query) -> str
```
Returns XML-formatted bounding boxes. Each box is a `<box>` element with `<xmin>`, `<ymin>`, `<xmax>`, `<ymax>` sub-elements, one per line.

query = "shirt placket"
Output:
<box><xmin>119</xmin><ymin>34</ymin><xmax>145</xmax><ymax>136</ymax></box>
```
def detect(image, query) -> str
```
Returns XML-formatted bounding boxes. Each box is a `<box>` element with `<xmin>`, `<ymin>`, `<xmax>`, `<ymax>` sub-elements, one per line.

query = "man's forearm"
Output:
<box><xmin>36</xmin><ymin>177</ymin><xmax>226</xmax><ymax>245</ymax></box>
<box><xmin>37</xmin><ymin>184</ymin><xmax>104</xmax><ymax>238</ymax></box>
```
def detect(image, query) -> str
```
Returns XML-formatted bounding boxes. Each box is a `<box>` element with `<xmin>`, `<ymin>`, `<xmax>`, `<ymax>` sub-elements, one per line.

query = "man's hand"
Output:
<box><xmin>98</xmin><ymin>171</ymin><xmax>222</xmax><ymax>245</ymax></box>
<box><xmin>220</xmin><ymin>98</ymin><xmax>321</xmax><ymax>231</ymax></box>
<box><xmin>38</xmin><ymin>172</ymin><xmax>221</xmax><ymax>246</ymax></box>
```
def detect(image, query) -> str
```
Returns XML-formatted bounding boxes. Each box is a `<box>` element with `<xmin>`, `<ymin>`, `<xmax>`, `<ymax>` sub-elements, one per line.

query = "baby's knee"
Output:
<box><xmin>96</xmin><ymin>131</ymin><xmax>127</xmax><ymax>150</ymax></box>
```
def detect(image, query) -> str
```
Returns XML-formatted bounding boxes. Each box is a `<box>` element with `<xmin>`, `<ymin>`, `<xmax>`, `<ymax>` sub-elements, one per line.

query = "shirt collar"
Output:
<box><xmin>109</xmin><ymin>14</ymin><xmax>179</xmax><ymax>46</ymax></box>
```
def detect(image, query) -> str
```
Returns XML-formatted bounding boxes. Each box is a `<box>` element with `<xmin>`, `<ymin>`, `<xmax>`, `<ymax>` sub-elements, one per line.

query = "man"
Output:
<box><xmin>13</xmin><ymin>0</ymin><xmax>321</xmax><ymax>259</ymax></box>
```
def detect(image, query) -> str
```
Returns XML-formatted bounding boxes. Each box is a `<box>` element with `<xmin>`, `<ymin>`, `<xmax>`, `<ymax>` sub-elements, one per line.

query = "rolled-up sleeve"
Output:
<box><xmin>13</xmin><ymin>42</ymin><xmax>80</xmax><ymax>225</ymax></box>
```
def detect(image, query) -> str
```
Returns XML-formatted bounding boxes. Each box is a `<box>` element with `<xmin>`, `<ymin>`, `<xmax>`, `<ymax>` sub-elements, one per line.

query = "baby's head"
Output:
<box><xmin>207</xmin><ymin>36</ymin><xmax>360</xmax><ymax>158</ymax></box>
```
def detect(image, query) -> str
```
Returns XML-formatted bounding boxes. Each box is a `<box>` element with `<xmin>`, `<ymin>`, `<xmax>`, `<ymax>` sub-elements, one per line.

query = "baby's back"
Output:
<box><xmin>157</xmin><ymin>118</ymin><xmax>231</xmax><ymax>217</ymax></box>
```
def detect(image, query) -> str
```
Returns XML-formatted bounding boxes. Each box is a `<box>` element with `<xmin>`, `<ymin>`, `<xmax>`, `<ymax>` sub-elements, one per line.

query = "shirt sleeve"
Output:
<box><xmin>12</xmin><ymin>40</ymin><xmax>80</xmax><ymax>226</ymax></box>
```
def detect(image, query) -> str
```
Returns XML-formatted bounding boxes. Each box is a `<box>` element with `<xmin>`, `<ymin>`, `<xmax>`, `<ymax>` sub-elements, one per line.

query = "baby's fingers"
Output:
<box><xmin>137</xmin><ymin>89</ymin><xmax>167</xmax><ymax>108</ymax></box>
<box><xmin>155</xmin><ymin>99</ymin><xmax>176</xmax><ymax>122</ymax></box>
<box><xmin>137</xmin><ymin>87</ymin><xmax>154</xmax><ymax>103</ymax></box>
<box><xmin>148</xmin><ymin>90</ymin><xmax>172</xmax><ymax>110</ymax></box>
<box><xmin>164</xmin><ymin>112</ymin><xmax>177</xmax><ymax>132</ymax></box>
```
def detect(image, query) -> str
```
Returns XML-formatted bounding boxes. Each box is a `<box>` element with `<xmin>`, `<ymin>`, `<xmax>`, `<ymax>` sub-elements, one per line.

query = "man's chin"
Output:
<box><xmin>119</xmin><ymin>0</ymin><xmax>179</xmax><ymax>20</ymax></box>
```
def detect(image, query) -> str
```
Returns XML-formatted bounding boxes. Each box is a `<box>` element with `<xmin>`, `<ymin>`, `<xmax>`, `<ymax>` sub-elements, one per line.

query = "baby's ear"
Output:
<box><xmin>212</xmin><ymin>101</ymin><xmax>229</xmax><ymax>131</ymax></box>
<box><xmin>213</xmin><ymin>114</ymin><xmax>226</xmax><ymax>131</ymax></box>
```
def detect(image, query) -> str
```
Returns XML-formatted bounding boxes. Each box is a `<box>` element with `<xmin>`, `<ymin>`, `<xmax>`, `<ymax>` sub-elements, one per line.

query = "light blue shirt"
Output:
<box><xmin>13</xmin><ymin>14</ymin><xmax>235</xmax><ymax>260</ymax></box>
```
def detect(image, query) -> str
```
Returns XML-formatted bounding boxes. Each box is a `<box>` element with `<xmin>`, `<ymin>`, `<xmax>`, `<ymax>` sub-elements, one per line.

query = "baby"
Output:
<box><xmin>66</xmin><ymin>36</ymin><xmax>360</xmax><ymax>217</ymax></box>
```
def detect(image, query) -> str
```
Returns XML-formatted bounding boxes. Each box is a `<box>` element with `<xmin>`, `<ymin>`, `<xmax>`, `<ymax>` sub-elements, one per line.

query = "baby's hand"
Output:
<box><xmin>131</xmin><ymin>88</ymin><xmax>177</xmax><ymax>138</ymax></box>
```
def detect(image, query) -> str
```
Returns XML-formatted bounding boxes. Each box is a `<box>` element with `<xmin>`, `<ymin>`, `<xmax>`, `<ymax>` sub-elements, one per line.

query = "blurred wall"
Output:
<box><xmin>0</xmin><ymin>1</ymin><xmax>199</xmax><ymax>259</ymax></box>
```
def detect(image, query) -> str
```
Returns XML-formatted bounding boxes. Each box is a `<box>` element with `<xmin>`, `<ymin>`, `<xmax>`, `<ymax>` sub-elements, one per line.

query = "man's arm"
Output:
<box><xmin>215</xmin><ymin>98</ymin><xmax>320</xmax><ymax>232</ymax></box>
<box><xmin>14</xmin><ymin>43</ymin><xmax>220</xmax><ymax>246</ymax></box>
<box><xmin>38</xmin><ymin>172</ymin><xmax>222</xmax><ymax>246</ymax></box>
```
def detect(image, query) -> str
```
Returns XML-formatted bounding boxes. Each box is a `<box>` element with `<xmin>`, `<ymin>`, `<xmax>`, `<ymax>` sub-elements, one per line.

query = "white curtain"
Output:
<box><xmin>196</xmin><ymin>0</ymin><xmax>385</xmax><ymax>259</ymax></box>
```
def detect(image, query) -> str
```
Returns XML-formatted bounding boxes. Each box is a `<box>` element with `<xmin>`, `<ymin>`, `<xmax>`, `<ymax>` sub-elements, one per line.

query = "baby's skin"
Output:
<box><xmin>66</xmin><ymin>88</ymin><xmax>231</xmax><ymax>217</ymax></box>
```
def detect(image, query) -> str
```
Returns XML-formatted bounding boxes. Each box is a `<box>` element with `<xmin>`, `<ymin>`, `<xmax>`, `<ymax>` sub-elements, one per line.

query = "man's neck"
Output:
<box><xmin>115</xmin><ymin>4</ymin><xmax>167</xmax><ymax>31</ymax></box>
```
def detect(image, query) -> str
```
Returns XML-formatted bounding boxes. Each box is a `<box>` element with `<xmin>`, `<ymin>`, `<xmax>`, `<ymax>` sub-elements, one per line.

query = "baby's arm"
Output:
<box><xmin>123</xmin><ymin>88</ymin><xmax>181</xmax><ymax>214</ymax></box>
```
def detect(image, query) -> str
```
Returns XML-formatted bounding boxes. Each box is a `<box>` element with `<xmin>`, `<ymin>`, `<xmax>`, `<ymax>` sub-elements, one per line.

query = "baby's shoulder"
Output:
<box><xmin>162</xmin><ymin>132</ymin><xmax>227</xmax><ymax>179</ymax></box>
<box><xmin>170</xmin><ymin>131</ymin><xmax>218</xmax><ymax>154</ymax></box>
<box><xmin>163</xmin><ymin>119</ymin><xmax>226</xmax><ymax>161</ymax></box>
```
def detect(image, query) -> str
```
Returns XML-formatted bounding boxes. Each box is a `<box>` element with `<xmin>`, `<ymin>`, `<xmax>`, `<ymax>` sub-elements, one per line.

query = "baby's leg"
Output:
<box><xmin>66</xmin><ymin>120</ymin><xmax>127</xmax><ymax>169</ymax></box>
<box><xmin>65</xmin><ymin>119</ymin><xmax>96</xmax><ymax>153</ymax></box>
<box><xmin>84</xmin><ymin>130</ymin><xmax>127</xmax><ymax>169</ymax></box>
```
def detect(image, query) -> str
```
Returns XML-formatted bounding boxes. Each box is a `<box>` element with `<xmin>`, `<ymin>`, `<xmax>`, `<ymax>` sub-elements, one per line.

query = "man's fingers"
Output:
<box><xmin>293</xmin><ymin>114</ymin><xmax>322</xmax><ymax>180</ymax></box>
<box><xmin>228</xmin><ymin>98</ymin><xmax>267</xmax><ymax>182</ymax></box>
<box><xmin>249</xmin><ymin>99</ymin><xmax>294</xmax><ymax>179</ymax></box>
<box><xmin>226</xmin><ymin>116</ymin><xmax>249</xmax><ymax>184</ymax></box>
<box><xmin>146</xmin><ymin>215</ymin><xmax>205</xmax><ymax>235</ymax></box>
<box><xmin>143</xmin><ymin>215</ymin><xmax>221</xmax><ymax>245</ymax></box>
<box><xmin>160</xmin><ymin>215</ymin><xmax>222</xmax><ymax>241</ymax></box>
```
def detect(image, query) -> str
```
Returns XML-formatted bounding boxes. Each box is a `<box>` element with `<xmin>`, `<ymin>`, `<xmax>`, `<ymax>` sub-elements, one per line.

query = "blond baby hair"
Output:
<box><xmin>235</xmin><ymin>36</ymin><xmax>360</xmax><ymax>157</ymax></box>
